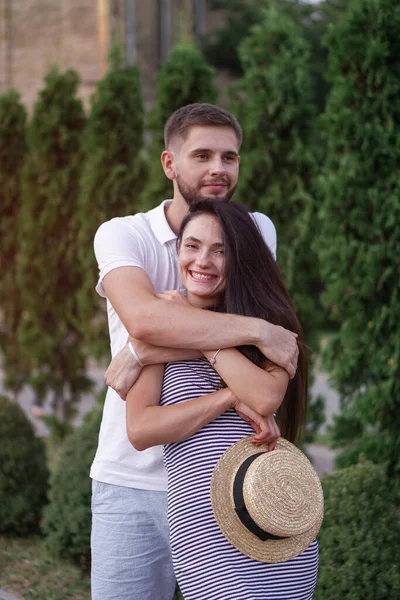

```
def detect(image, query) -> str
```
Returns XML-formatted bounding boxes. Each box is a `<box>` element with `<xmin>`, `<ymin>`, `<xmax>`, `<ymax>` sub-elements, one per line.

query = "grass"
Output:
<box><xmin>0</xmin><ymin>535</ymin><xmax>90</xmax><ymax>600</ymax></box>
<box><xmin>0</xmin><ymin>535</ymin><xmax>185</xmax><ymax>600</ymax></box>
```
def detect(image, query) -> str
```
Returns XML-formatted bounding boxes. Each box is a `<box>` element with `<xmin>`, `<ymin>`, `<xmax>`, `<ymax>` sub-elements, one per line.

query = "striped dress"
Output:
<box><xmin>161</xmin><ymin>358</ymin><xmax>319</xmax><ymax>600</ymax></box>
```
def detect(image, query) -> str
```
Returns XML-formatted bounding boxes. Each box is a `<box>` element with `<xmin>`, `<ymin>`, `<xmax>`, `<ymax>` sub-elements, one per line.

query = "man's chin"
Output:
<box><xmin>198</xmin><ymin>190</ymin><xmax>232</xmax><ymax>203</ymax></box>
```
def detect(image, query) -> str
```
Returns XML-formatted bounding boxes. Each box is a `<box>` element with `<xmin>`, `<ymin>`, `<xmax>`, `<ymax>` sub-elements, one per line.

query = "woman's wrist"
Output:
<box><xmin>220</xmin><ymin>388</ymin><xmax>236</xmax><ymax>411</ymax></box>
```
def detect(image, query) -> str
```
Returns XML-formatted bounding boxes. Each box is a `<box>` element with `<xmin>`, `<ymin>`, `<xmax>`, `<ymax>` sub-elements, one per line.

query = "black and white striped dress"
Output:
<box><xmin>160</xmin><ymin>358</ymin><xmax>319</xmax><ymax>600</ymax></box>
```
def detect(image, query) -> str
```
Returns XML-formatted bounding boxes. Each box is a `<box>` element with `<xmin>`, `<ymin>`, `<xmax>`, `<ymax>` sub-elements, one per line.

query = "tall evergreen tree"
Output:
<box><xmin>234</xmin><ymin>3</ymin><xmax>321</xmax><ymax>345</ymax></box>
<box><xmin>17</xmin><ymin>68</ymin><xmax>90</xmax><ymax>430</ymax></box>
<box><xmin>232</xmin><ymin>3</ymin><xmax>324</xmax><ymax>440</ymax></box>
<box><xmin>77</xmin><ymin>45</ymin><xmax>147</xmax><ymax>358</ymax></box>
<box><xmin>142</xmin><ymin>43</ymin><xmax>217</xmax><ymax>208</ymax></box>
<box><xmin>0</xmin><ymin>91</ymin><xmax>28</xmax><ymax>397</ymax></box>
<box><xmin>317</xmin><ymin>0</ymin><xmax>400</xmax><ymax>485</ymax></box>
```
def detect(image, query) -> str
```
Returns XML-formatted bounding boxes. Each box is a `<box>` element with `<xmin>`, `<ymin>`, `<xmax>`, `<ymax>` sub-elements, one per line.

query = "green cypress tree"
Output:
<box><xmin>232</xmin><ymin>4</ymin><xmax>324</xmax><ymax>440</ymax></box>
<box><xmin>76</xmin><ymin>45</ymin><xmax>147</xmax><ymax>358</ymax></box>
<box><xmin>142</xmin><ymin>43</ymin><xmax>217</xmax><ymax>208</ymax></box>
<box><xmin>316</xmin><ymin>0</ymin><xmax>400</xmax><ymax>485</ymax></box>
<box><xmin>0</xmin><ymin>91</ymin><xmax>28</xmax><ymax>397</ymax></box>
<box><xmin>233</xmin><ymin>3</ymin><xmax>321</xmax><ymax>344</ymax></box>
<box><xmin>17</xmin><ymin>67</ymin><xmax>91</xmax><ymax>431</ymax></box>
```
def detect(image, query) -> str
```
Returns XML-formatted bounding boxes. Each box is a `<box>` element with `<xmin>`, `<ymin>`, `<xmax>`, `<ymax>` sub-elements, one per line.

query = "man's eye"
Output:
<box><xmin>224</xmin><ymin>155</ymin><xmax>235</xmax><ymax>161</ymax></box>
<box><xmin>196</xmin><ymin>154</ymin><xmax>207</xmax><ymax>159</ymax></box>
<box><xmin>185</xmin><ymin>244</ymin><xmax>197</xmax><ymax>249</ymax></box>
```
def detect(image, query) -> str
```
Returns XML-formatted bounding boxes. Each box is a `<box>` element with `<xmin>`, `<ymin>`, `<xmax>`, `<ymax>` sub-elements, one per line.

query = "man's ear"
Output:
<box><xmin>161</xmin><ymin>150</ymin><xmax>176</xmax><ymax>181</ymax></box>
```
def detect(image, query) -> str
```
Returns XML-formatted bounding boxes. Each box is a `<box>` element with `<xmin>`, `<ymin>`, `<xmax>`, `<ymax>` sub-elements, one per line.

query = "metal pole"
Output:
<box><xmin>194</xmin><ymin>0</ymin><xmax>205</xmax><ymax>49</ymax></box>
<box><xmin>160</xmin><ymin>0</ymin><xmax>170</xmax><ymax>63</ymax></box>
<box><xmin>126</xmin><ymin>0</ymin><xmax>136</xmax><ymax>64</ymax></box>
<box><xmin>5</xmin><ymin>0</ymin><xmax>13</xmax><ymax>88</ymax></box>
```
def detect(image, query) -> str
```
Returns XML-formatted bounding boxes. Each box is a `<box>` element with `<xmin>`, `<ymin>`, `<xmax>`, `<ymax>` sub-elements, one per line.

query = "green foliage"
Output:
<box><xmin>204</xmin><ymin>0</ymin><xmax>261</xmax><ymax>75</ymax></box>
<box><xmin>142</xmin><ymin>43</ymin><xmax>217</xmax><ymax>207</ymax></box>
<box><xmin>42</xmin><ymin>405</ymin><xmax>102</xmax><ymax>568</ymax></box>
<box><xmin>0</xmin><ymin>91</ymin><xmax>28</xmax><ymax>396</ymax></box>
<box><xmin>316</xmin><ymin>0</ymin><xmax>400</xmax><ymax>487</ymax></box>
<box><xmin>233</xmin><ymin>3</ymin><xmax>324</xmax><ymax>438</ymax></box>
<box><xmin>77</xmin><ymin>45</ymin><xmax>147</xmax><ymax>359</ymax></box>
<box><xmin>315</xmin><ymin>461</ymin><xmax>400</xmax><ymax>599</ymax></box>
<box><xmin>204</xmin><ymin>0</ymin><xmax>347</xmax><ymax>113</ymax></box>
<box><xmin>17</xmin><ymin>67</ymin><xmax>91</xmax><ymax>435</ymax></box>
<box><xmin>234</xmin><ymin>3</ymin><xmax>321</xmax><ymax>340</ymax></box>
<box><xmin>0</xmin><ymin>396</ymin><xmax>49</xmax><ymax>535</ymax></box>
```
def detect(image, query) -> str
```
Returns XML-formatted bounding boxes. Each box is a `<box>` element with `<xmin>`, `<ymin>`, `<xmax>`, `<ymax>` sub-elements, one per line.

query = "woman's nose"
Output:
<box><xmin>195</xmin><ymin>251</ymin><xmax>211</xmax><ymax>268</ymax></box>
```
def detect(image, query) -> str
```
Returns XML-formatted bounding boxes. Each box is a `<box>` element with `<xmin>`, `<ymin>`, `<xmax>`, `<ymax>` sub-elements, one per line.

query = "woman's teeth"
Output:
<box><xmin>191</xmin><ymin>272</ymin><xmax>213</xmax><ymax>281</ymax></box>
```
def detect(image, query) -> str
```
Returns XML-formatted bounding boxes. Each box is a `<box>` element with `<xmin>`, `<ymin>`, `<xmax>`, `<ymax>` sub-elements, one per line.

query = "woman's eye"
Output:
<box><xmin>185</xmin><ymin>244</ymin><xmax>197</xmax><ymax>249</ymax></box>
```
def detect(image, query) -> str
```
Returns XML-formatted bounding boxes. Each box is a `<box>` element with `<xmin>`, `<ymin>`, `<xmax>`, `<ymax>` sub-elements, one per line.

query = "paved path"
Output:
<box><xmin>0</xmin><ymin>590</ymin><xmax>21</xmax><ymax>600</ymax></box>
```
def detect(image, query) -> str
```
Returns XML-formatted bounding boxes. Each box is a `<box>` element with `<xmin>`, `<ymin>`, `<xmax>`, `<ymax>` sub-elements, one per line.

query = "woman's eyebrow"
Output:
<box><xmin>184</xmin><ymin>236</ymin><xmax>224</xmax><ymax>248</ymax></box>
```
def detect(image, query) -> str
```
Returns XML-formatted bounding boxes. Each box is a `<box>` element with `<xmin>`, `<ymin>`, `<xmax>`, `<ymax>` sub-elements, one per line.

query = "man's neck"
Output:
<box><xmin>164</xmin><ymin>195</ymin><xmax>189</xmax><ymax>235</ymax></box>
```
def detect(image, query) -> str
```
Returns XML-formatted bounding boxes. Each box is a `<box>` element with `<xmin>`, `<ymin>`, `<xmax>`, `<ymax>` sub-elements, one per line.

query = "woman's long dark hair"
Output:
<box><xmin>177</xmin><ymin>200</ymin><xmax>308</xmax><ymax>444</ymax></box>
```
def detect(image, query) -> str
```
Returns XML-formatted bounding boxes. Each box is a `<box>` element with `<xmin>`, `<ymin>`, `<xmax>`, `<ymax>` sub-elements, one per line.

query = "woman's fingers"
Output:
<box><xmin>252</xmin><ymin>415</ymin><xmax>280</xmax><ymax>450</ymax></box>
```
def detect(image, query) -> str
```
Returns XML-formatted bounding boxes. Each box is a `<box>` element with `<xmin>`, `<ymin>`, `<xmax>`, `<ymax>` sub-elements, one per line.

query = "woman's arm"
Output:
<box><xmin>126</xmin><ymin>364</ymin><xmax>236</xmax><ymax>451</ymax></box>
<box><xmin>202</xmin><ymin>348</ymin><xmax>290</xmax><ymax>417</ymax></box>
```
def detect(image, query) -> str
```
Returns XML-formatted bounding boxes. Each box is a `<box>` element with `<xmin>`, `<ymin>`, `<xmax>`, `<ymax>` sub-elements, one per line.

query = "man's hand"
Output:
<box><xmin>156</xmin><ymin>290</ymin><xmax>190</xmax><ymax>306</ymax></box>
<box><xmin>257</xmin><ymin>322</ymin><xmax>299</xmax><ymax>379</ymax></box>
<box><xmin>234</xmin><ymin>399</ymin><xmax>280</xmax><ymax>451</ymax></box>
<box><xmin>104</xmin><ymin>344</ymin><xmax>142</xmax><ymax>400</ymax></box>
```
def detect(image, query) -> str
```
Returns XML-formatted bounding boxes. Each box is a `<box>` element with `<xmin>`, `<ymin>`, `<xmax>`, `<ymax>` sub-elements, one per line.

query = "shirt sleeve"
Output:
<box><xmin>94</xmin><ymin>218</ymin><xmax>147</xmax><ymax>298</ymax></box>
<box><xmin>251</xmin><ymin>212</ymin><xmax>277</xmax><ymax>260</ymax></box>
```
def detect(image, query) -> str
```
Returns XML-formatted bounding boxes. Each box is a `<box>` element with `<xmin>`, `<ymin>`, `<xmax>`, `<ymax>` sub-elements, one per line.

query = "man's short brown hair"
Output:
<box><xmin>164</xmin><ymin>103</ymin><xmax>242</xmax><ymax>149</ymax></box>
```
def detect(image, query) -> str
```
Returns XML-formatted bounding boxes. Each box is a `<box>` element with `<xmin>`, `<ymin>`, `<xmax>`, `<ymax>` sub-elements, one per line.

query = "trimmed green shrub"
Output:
<box><xmin>316</xmin><ymin>0</ymin><xmax>400</xmax><ymax>486</ymax></box>
<box><xmin>17</xmin><ymin>67</ymin><xmax>91</xmax><ymax>435</ymax></box>
<box><xmin>315</xmin><ymin>461</ymin><xmax>400</xmax><ymax>599</ymax></box>
<box><xmin>142</xmin><ymin>43</ymin><xmax>217</xmax><ymax>208</ymax></box>
<box><xmin>77</xmin><ymin>45</ymin><xmax>147</xmax><ymax>359</ymax></box>
<box><xmin>42</xmin><ymin>405</ymin><xmax>102</xmax><ymax>568</ymax></box>
<box><xmin>0</xmin><ymin>396</ymin><xmax>49</xmax><ymax>535</ymax></box>
<box><xmin>0</xmin><ymin>91</ymin><xmax>28</xmax><ymax>397</ymax></box>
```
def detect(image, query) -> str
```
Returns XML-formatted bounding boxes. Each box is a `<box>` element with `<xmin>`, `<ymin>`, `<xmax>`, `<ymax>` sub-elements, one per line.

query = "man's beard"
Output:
<box><xmin>176</xmin><ymin>174</ymin><xmax>237</xmax><ymax>206</ymax></box>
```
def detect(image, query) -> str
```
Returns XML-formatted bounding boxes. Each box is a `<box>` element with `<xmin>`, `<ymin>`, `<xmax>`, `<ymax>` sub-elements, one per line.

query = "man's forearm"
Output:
<box><xmin>132</xmin><ymin>338</ymin><xmax>202</xmax><ymax>366</ymax></box>
<box><xmin>131</xmin><ymin>299</ymin><xmax>263</xmax><ymax>351</ymax></box>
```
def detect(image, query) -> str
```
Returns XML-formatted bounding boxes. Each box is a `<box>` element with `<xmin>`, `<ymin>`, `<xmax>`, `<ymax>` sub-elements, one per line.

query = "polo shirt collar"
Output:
<box><xmin>149</xmin><ymin>200</ymin><xmax>177</xmax><ymax>245</ymax></box>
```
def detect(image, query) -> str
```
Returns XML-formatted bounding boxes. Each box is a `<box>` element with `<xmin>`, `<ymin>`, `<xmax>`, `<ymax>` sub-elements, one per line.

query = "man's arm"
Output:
<box><xmin>126</xmin><ymin>364</ymin><xmax>279</xmax><ymax>451</ymax></box>
<box><xmin>102</xmin><ymin>267</ymin><xmax>298</xmax><ymax>371</ymax></box>
<box><xmin>105</xmin><ymin>340</ymin><xmax>201</xmax><ymax>399</ymax></box>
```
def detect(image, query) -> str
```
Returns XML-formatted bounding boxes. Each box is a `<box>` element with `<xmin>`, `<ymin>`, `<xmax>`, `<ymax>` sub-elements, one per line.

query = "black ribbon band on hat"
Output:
<box><xmin>233</xmin><ymin>452</ymin><xmax>287</xmax><ymax>542</ymax></box>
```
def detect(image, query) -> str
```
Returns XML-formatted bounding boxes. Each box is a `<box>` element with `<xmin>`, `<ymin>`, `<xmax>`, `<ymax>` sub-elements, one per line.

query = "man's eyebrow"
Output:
<box><xmin>184</xmin><ymin>235</ymin><xmax>224</xmax><ymax>248</ymax></box>
<box><xmin>190</xmin><ymin>148</ymin><xmax>239</xmax><ymax>156</ymax></box>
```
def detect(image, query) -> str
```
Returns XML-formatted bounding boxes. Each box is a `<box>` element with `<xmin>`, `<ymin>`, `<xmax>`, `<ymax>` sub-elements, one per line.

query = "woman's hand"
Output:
<box><xmin>156</xmin><ymin>290</ymin><xmax>190</xmax><ymax>306</ymax></box>
<box><xmin>234</xmin><ymin>399</ymin><xmax>280</xmax><ymax>451</ymax></box>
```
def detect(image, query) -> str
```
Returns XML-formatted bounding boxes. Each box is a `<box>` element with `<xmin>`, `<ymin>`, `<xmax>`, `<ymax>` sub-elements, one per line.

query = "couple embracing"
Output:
<box><xmin>91</xmin><ymin>104</ymin><xmax>322</xmax><ymax>600</ymax></box>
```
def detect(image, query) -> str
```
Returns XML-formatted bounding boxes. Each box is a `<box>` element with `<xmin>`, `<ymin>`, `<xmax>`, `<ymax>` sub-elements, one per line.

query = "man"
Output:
<box><xmin>91</xmin><ymin>103</ymin><xmax>298</xmax><ymax>600</ymax></box>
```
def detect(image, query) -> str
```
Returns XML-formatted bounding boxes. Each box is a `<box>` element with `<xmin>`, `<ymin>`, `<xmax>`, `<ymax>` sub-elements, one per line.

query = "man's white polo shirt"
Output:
<box><xmin>90</xmin><ymin>200</ymin><xmax>277</xmax><ymax>491</ymax></box>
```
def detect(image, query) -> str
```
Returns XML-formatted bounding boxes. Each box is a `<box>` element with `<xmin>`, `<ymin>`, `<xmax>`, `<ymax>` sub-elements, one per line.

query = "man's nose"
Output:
<box><xmin>209</xmin><ymin>156</ymin><xmax>226</xmax><ymax>175</ymax></box>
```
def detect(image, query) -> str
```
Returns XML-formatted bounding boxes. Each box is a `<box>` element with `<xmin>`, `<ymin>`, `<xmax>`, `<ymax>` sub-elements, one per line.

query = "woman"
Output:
<box><xmin>126</xmin><ymin>200</ymin><xmax>318</xmax><ymax>600</ymax></box>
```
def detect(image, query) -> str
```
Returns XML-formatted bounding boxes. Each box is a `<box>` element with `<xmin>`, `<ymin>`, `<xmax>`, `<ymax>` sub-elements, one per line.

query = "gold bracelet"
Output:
<box><xmin>209</xmin><ymin>349</ymin><xmax>221</xmax><ymax>367</ymax></box>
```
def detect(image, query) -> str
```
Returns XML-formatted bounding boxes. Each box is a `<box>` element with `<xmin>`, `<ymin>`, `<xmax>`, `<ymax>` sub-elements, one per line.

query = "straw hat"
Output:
<box><xmin>210</xmin><ymin>436</ymin><xmax>324</xmax><ymax>563</ymax></box>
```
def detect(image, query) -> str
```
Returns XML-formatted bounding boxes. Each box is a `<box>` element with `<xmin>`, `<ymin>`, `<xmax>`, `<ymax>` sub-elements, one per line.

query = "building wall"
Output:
<box><xmin>0</xmin><ymin>0</ymin><xmax>106</xmax><ymax>109</ymax></box>
<box><xmin>0</xmin><ymin>0</ymin><xmax>224</xmax><ymax>112</ymax></box>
